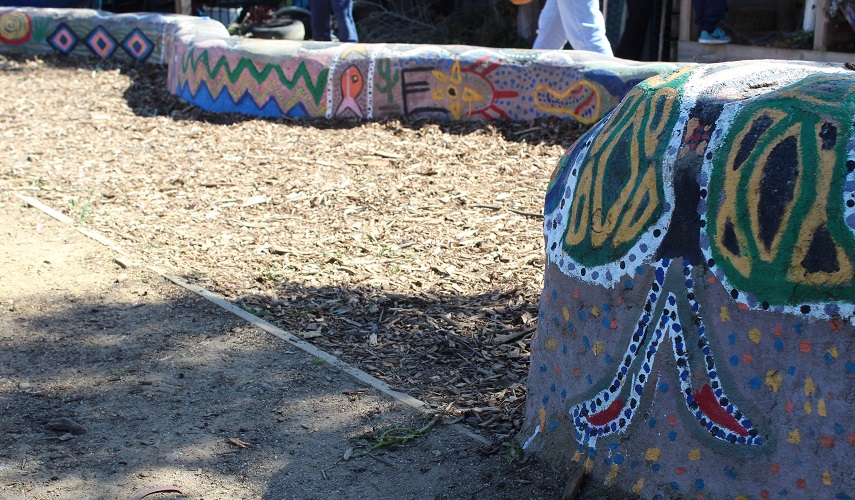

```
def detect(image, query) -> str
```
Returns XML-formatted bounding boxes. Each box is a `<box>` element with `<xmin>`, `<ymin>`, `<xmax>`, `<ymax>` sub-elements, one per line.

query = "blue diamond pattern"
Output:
<box><xmin>121</xmin><ymin>28</ymin><xmax>154</xmax><ymax>62</ymax></box>
<box><xmin>47</xmin><ymin>23</ymin><xmax>78</xmax><ymax>55</ymax></box>
<box><xmin>85</xmin><ymin>26</ymin><xmax>118</xmax><ymax>59</ymax></box>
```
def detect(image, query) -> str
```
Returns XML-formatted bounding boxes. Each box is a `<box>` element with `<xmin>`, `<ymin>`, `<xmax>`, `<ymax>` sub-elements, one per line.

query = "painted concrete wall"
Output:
<box><xmin>0</xmin><ymin>7</ymin><xmax>682</xmax><ymax>123</ymax></box>
<box><xmin>523</xmin><ymin>61</ymin><xmax>855</xmax><ymax>498</ymax></box>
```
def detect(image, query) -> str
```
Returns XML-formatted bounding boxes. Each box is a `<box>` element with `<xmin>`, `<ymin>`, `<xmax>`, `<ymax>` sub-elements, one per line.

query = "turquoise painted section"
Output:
<box><xmin>0</xmin><ymin>7</ymin><xmax>684</xmax><ymax>123</ymax></box>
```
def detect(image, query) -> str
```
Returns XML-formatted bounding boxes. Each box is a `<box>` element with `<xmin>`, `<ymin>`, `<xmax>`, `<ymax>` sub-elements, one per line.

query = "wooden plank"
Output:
<box><xmin>658</xmin><ymin>0</ymin><xmax>668</xmax><ymax>61</ymax></box>
<box><xmin>814</xmin><ymin>0</ymin><xmax>830</xmax><ymax>51</ymax></box>
<box><xmin>677</xmin><ymin>40</ymin><xmax>854</xmax><ymax>63</ymax></box>
<box><xmin>678</xmin><ymin>0</ymin><xmax>691</xmax><ymax>41</ymax></box>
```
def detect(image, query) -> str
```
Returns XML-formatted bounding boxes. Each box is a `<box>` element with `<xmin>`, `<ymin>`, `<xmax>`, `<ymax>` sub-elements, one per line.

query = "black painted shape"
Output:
<box><xmin>801</xmin><ymin>225</ymin><xmax>840</xmax><ymax>274</ymax></box>
<box><xmin>601</xmin><ymin>125</ymin><xmax>634</xmax><ymax>208</ymax></box>
<box><xmin>722</xmin><ymin>219</ymin><xmax>741</xmax><ymax>256</ymax></box>
<box><xmin>655</xmin><ymin>166</ymin><xmax>703</xmax><ymax>264</ymax></box>
<box><xmin>400</xmin><ymin>67</ymin><xmax>448</xmax><ymax>116</ymax></box>
<box><xmin>758</xmin><ymin>135</ymin><xmax>799</xmax><ymax>251</ymax></box>
<box><xmin>688</xmin><ymin>101</ymin><xmax>723</xmax><ymax>134</ymax></box>
<box><xmin>819</xmin><ymin>122</ymin><xmax>837</xmax><ymax>150</ymax></box>
<box><xmin>733</xmin><ymin>115</ymin><xmax>774</xmax><ymax>171</ymax></box>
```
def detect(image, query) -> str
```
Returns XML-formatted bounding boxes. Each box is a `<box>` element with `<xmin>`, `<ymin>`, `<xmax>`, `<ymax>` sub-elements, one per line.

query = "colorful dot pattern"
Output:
<box><xmin>525</xmin><ymin>61</ymin><xmax>855</xmax><ymax>498</ymax></box>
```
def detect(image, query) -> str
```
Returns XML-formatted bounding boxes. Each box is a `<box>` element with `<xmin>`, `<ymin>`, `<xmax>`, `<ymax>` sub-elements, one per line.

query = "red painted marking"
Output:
<box><xmin>693</xmin><ymin>384</ymin><xmax>748</xmax><ymax>436</ymax></box>
<box><xmin>555</xmin><ymin>366</ymin><xmax>561</xmax><ymax>375</ymax></box>
<box><xmin>830</xmin><ymin>317</ymin><xmax>843</xmax><ymax>331</ymax></box>
<box><xmin>585</xmin><ymin>398</ymin><xmax>625</xmax><ymax>427</ymax></box>
<box><xmin>668</xmin><ymin>414</ymin><xmax>676</xmax><ymax>427</ymax></box>
<box><xmin>707</xmin><ymin>276</ymin><xmax>716</xmax><ymax>284</ymax></box>
<box><xmin>609</xmin><ymin>318</ymin><xmax>618</xmax><ymax>330</ymax></box>
<box><xmin>573</xmin><ymin>368</ymin><xmax>580</xmax><ymax>378</ymax></box>
<box><xmin>785</xmin><ymin>401</ymin><xmax>794</xmax><ymax>413</ymax></box>
<box><xmin>799</xmin><ymin>340</ymin><xmax>812</xmax><ymax>353</ymax></box>
<box><xmin>819</xmin><ymin>436</ymin><xmax>835</xmax><ymax>448</ymax></box>
<box><xmin>573</xmin><ymin>93</ymin><xmax>596</xmax><ymax>116</ymax></box>
<box><xmin>737</xmin><ymin>302</ymin><xmax>750</xmax><ymax>311</ymax></box>
<box><xmin>742</xmin><ymin>353</ymin><xmax>753</xmax><ymax>364</ymax></box>
<box><xmin>761</xmin><ymin>490</ymin><xmax>770</xmax><ymax>500</ymax></box>
<box><xmin>675</xmin><ymin>467</ymin><xmax>687</xmax><ymax>475</ymax></box>
<box><xmin>848</xmin><ymin>433</ymin><xmax>855</xmax><ymax>446</ymax></box>
<box><xmin>796</xmin><ymin>478</ymin><xmax>807</xmax><ymax>489</ymax></box>
<box><xmin>572</xmin><ymin>289</ymin><xmax>580</xmax><ymax>299</ymax></box>
<box><xmin>770</xmin><ymin>464</ymin><xmax>780</xmax><ymax>474</ymax></box>
<box><xmin>480</xmin><ymin>62</ymin><xmax>500</xmax><ymax>74</ymax></box>
<box><xmin>774</xmin><ymin>325</ymin><xmax>782</xmax><ymax>337</ymax></box>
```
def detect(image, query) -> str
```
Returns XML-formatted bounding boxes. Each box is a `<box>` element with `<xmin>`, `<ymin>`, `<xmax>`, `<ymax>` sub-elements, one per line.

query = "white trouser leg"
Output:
<box><xmin>557</xmin><ymin>0</ymin><xmax>614</xmax><ymax>56</ymax></box>
<box><xmin>532</xmin><ymin>0</ymin><xmax>569</xmax><ymax>50</ymax></box>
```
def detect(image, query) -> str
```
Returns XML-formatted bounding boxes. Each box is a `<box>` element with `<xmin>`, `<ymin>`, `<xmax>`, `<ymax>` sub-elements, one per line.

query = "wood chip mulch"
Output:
<box><xmin>0</xmin><ymin>54</ymin><xmax>586</xmax><ymax>446</ymax></box>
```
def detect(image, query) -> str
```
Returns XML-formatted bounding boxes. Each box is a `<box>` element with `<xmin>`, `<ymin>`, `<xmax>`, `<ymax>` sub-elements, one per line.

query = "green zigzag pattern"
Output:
<box><xmin>180</xmin><ymin>49</ymin><xmax>329</xmax><ymax>105</ymax></box>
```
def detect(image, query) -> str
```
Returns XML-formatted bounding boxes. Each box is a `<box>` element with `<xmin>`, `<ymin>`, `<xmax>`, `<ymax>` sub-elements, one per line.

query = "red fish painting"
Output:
<box><xmin>336</xmin><ymin>64</ymin><xmax>364</xmax><ymax>117</ymax></box>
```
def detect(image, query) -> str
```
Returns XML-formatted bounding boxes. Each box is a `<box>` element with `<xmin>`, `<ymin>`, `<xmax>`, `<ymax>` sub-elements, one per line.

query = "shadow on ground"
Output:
<box><xmin>1</xmin><ymin>283</ymin><xmax>561</xmax><ymax>499</ymax></box>
<box><xmin>0</xmin><ymin>199</ymin><xmax>563</xmax><ymax>498</ymax></box>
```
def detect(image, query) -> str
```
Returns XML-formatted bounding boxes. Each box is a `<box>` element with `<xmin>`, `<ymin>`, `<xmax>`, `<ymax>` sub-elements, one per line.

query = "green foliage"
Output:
<box><xmin>240</xmin><ymin>305</ymin><xmax>271</xmax><ymax>317</ymax></box>
<box><xmin>504</xmin><ymin>440</ymin><xmax>523</xmax><ymax>463</ymax></box>
<box><xmin>68</xmin><ymin>197</ymin><xmax>93</xmax><ymax>222</ymax></box>
<box><xmin>261</xmin><ymin>265</ymin><xmax>283</xmax><ymax>282</ymax></box>
<box><xmin>355</xmin><ymin>416</ymin><xmax>439</xmax><ymax>455</ymax></box>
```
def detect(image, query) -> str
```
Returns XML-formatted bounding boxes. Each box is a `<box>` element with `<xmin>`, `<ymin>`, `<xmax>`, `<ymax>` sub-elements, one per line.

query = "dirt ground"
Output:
<box><xmin>0</xmin><ymin>54</ymin><xmax>586</xmax><ymax>499</ymax></box>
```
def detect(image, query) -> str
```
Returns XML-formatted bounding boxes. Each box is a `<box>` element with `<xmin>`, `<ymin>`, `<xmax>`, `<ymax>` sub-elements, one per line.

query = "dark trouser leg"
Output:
<box><xmin>615</xmin><ymin>0</ymin><xmax>655</xmax><ymax>60</ymax></box>
<box><xmin>330</xmin><ymin>0</ymin><xmax>358</xmax><ymax>42</ymax></box>
<box><xmin>311</xmin><ymin>0</ymin><xmax>332</xmax><ymax>41</ymax></box>
<box><xmin>692</xmin><ymin>0</ymin><xmax>727</xmax><ymax>32</ymax></box>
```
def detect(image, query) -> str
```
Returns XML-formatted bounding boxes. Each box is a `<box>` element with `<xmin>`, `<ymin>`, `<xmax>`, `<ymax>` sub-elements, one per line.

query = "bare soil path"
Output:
<box><xmin>0</xmin><ymin>53</ymin><xmax>585</xmax><ymax>499</ymax></box>
<box><xmin>0</xmin><ymin>199</ymin><xmax>562</xmax><ymax>499</ymax></box>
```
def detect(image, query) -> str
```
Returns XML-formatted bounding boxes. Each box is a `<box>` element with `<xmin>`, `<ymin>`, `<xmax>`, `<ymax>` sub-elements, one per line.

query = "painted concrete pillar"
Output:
<box><xmin>523</xmin><ymin>61</ymin><xmax>855</xmax><ymax>498</ymax></box>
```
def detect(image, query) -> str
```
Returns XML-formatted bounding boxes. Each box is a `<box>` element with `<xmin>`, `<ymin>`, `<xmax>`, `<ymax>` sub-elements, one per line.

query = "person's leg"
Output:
<box><xmin>311</xmin><ymin>0</ymin><xmax>332</xmax><ymax>41</ymax></box>
<box><xmin>533</xmin><ymin>0</ymin><xmax>569</xmax><ymax>50</ymax></box>
<box><xmin>175</xmin><ymin>0</ymin><xmax>191</xmax><ymax>15</ymax></box>
<box><xmin>330</xmin><ymin>0</ymin><xmax>358</xmax><ymax>42</ymax></box>
<box><xmin>692</xmin><ymin>0</ymin><xmax>727</xmax><ymax>32</ymax></box>
<box><xmin>704</xmin><ymin>0</ymin><xmax>727</xmax><ymax>29</ymax></box>
<box><xmin>693</xmin><ymin>0</ymin><xmax>729</xmax><ymax>42</ymax></box>
<box><xmin>556</xmin><ymin>0</ymin><xmax>613</xmax><ymax>56</ymax></box>
<box><xmin>615</xmin><ymin>0</ymin><xmax>655</xmax><ymax>59</ymax></box>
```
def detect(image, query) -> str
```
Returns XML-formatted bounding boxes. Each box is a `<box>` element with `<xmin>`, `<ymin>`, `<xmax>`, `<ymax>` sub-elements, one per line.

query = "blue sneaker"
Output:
<box><xmin>699</xmin><ymin>28</ymin><xmax>731</xmax><ymax>44</ymax></box>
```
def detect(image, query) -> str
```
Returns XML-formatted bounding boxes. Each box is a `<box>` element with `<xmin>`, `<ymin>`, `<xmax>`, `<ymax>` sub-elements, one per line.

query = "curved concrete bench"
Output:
<box><xmin>0</xmin><ymin>7</ymin><xmax>682</xmax><ymax>123</ymax></box>
<box><xmin>524</xmin><ymin>60</ymin><xmax>855</xmax><ymax>498</ymax></box>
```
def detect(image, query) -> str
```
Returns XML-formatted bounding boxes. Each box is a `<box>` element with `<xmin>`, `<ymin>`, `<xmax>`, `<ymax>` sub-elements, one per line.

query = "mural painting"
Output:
<box><xmin>168</xmin><ymin>40</ymin><xmax>682</xmax><ymax>123</ymax></box>
<box><xmin>0</xmin><ymin>7</ymin><xmax>683</xmax><ymax>125</ymax></box>
<box><xmin>524</xmin><ymin>61</ymin><xmax>855</xmax><ymax>498</ymax></box>
<box><xmin>170</xmin><ymin>47</ymin><xmax>332</xmax><ymax>119</ymax></box>
<box><xmin>0</xmin><ymin>8</ymin><xmax>173</xmax><ymax>62</ymax></box>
